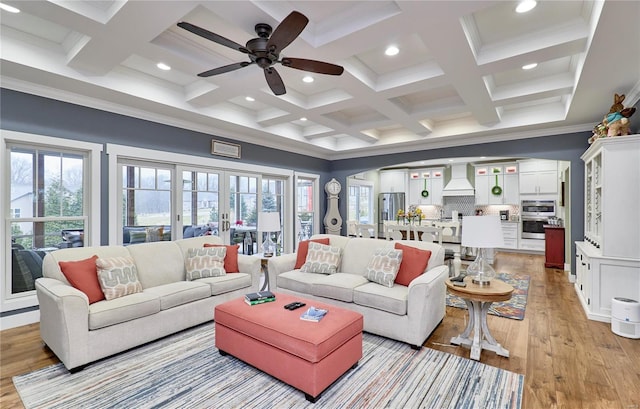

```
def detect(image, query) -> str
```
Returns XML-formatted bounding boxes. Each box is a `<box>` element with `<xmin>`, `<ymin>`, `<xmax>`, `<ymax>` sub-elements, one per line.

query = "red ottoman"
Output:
<box><xmin>215</xmin><ymin>292</ymin><xmax>363</xmax><ymax>402</ymax></box>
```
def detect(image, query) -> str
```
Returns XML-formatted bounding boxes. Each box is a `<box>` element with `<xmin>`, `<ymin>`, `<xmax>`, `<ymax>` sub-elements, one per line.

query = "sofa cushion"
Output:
<box><xmin>294</xmin><ymin>238</ymin><xmax>330</xmax><ymax>269</ymax></box>
<box><xmin>143</xmin><ymin>281</ymin><xmax>211</xmax><ymax>310</ymax></box>
<box><xmin>88</xmin><ymin>292</ymin><xmax>161</xmax><ymax>330</ymax></box>
<box><xmin>128</xmin><ymin>230</ymin><xmax>147</xmax><ymax>244</ymax></box>
<box><xmin>394</xmin><ymin>243</ymin><xmax>432</xmax><ymax>286</ymax></box>
<box><xmin>277</xmin><ymin>271</ymin><xmax>328</xmax><ymax>294</ymax></box>
<box><xmin>300</xmin><ymin>243</ymin><xmax>342</xmax><ymax>274</ymax></box>
<box><xmin>311</xmin><ymin>273</ymin><xmax>369</xmax><ymax>302</ymax></box>
<box><xmin>364</xmin><ymin>248</ymin><xmax>403</xmax><ymax>288</ymax></box>
<box><xmin>353</xmin><ymin>282</ymin><xmax>408</xmax><ymax>315</ymax></box>
<box><xmin>196</xmin><ymin>273</ymin><xmax>252</xmax><ymax>295</ymax></box>
<box><xmin>126</xmin><ymin>241</ymin><xmax>186</xmax><ymax>288</ymax></box>
<box><xmin>58</xmin><ymin>255</ymin><xmax>104</xmax><ymax>304</ymax></box>
<box><xmin>185</xmin><ymin>247</ymin><xmax>227</xmax><ymax>280</ymax></box>
<box><xmin>339</xmin><ymin>238</ymin><xmax>393</xmax><ymax>276</ymax></box>
<box><xmin>95</xmin><ymin>256</ymin><xmax>143</xmax><ymax>300</ymax></box>
<box><xmin>203</xmin><ymin>243</ymin><xmax>240</xmax><ymax>273</ymax></box>
<box><xmin>145</xmin><ymin>226</ymin><xmax>164</xmax><ymax>242</ymax></box>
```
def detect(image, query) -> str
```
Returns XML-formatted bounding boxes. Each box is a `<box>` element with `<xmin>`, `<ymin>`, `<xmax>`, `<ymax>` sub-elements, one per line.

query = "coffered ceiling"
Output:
<box><xmin>1</xmin><ymin>1</ymin><xmax>638</xmax><ymax>160</ymax></box>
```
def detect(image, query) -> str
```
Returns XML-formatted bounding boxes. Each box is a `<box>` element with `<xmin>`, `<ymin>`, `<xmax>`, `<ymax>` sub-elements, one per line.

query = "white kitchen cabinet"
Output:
<box><xmin>575</xmin><ymin>135</ymin><xmax>640</xmax><ymax>322</ymax></box>
<box><xmin>518</xmin><ymin>159</ymin><xmax>558</xmax><ymax>196</ymax></box>
<box><xmin>519</xmin><ymin>238</ymin><xmax>545</xmax><ymax>251</ymax></box>
<box><xmin>474</xmin><ymin>164</ymin><xmax>518</xmax><ymax>205</ymax></box>
<box><xmin>500</xmin><ymin>222</ymin><xmax>519</xmax><ymax>249</ymax></box>
<box><xmin>408</xmin><ymin>168</ymin><xmax>443</xmax><ymax>205</ymax></box>
<box><xmin>380</xmin><ymin>169</ymin><xmax>407</xmax><ymax>193</ymax></box>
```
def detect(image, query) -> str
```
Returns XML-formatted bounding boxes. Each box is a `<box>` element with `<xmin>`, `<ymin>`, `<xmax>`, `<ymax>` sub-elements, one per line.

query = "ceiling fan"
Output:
<box><xmin>178</xmin><ymin>11</ymin><xmax>344</xmax><ymax>96</ymax></box>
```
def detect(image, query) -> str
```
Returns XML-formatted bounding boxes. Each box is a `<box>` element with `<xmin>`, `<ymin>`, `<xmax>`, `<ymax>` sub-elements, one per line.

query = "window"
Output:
<box><xmin>262</xmin><ymin>177</ymin><xmax>285</xmax><ymax>253</ymax></box>
<box><xmin>120</xmin><ymin>162</ymin><xmax>173</xmax><ymax>244</ymax></box>
<box><xmin>348</xmin><ymin>182</ymin><xmax>374</xmax><ymax>224</ymax></box>
<box><xmin>182</xmin><ymin>170</ymin><xmax>219</xmax><ymax>236</ymax></box>
<box><xmin>296</xmin><ymin>176</ymin><xmax>316</xmax><ymax>243</ymax></box>
<box><xmin>2</xmin><ymin>131</ymin><xmax>101</xmax><ymax>309</ymax></box>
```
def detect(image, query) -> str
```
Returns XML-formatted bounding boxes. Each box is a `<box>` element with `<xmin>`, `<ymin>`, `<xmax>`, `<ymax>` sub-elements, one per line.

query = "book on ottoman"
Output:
<box><xmin>245</xmin><ymin>291</ymin><xmax>276</xmax><ymax>305</ymax></box>
<box><xmin>300</xmin><ymin>307</ymin><xmax>328</xmax><ymax>322</ymax></box>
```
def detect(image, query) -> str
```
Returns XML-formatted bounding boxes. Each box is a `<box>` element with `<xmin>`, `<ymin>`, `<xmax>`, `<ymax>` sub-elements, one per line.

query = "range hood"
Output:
<box><xmin>442</xmin><ymin>164</ymin><xmax>475</xmax><ymax>197</ymax></box>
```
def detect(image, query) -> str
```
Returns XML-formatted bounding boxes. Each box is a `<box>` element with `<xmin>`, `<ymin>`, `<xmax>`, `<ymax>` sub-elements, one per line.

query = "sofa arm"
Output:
<box><xmin>35</xmin><ymin>277</ymin><xmax>91</xmax><ymax>370</ymax></box>
<box><xmin>237</xmin><ymin>254</ymin><xmax>262</xmax><ymax>290</ymax></box>
<box><xmin>267</xmin><ymin>253</ymin><xmax>297</xmax><ymax>289</ymax></box>
<box><xmin>407</xmin><ymin>265</ymin><xmax>449</xmax><ymax>318</ymax></box>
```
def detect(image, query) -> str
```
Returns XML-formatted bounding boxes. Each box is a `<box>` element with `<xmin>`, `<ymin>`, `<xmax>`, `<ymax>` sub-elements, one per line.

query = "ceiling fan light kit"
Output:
<box><xmin>178</xmin><ymin>11</ymin><xmax>344</xmax><ymax>96</ymax></box>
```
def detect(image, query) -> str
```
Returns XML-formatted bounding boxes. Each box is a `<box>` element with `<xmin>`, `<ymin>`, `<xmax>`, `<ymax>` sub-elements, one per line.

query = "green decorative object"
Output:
<box><xmin>421</xmin><ymin>179</ymin><xmax>429</xmax><ymax>197</ymax></box>
<box><xmin>491</xmin><ymin>175</ymin><xmax>502</xmax><ymax>195</ymax></box>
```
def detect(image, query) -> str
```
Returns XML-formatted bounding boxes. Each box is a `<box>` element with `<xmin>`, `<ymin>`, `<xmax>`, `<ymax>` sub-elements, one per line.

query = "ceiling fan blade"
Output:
<box><xmin>281</xmin><ymin>58</ymin><xmax>344</xmax><ymax>75</ymax></box>
<box><xmin>264</xmin><ymin>67</ymin><xmax>286</xmax><ymax>95</ymax></box>
<box><xmin>266</xmin><ymin>11</ymin><xmax>309</xmax><ymax>54</ymax></box>
<box><xmin>198</xmin><ymin>62</ymin><xmax>252</xmax><ymax>77</ymax></box>
<box><xmin>178</xmin><ymin>22</ymin><xmax>249</xmax><ymax>54</ymax></box>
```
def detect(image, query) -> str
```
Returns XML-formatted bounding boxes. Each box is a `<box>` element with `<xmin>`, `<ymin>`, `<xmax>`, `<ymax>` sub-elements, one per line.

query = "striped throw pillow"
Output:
<box><xmin>300</xmin><ymin>242</ymin><xmax>342</xmax><ymax>274</ymax></box>
<box><xmin>96</xmin><ymin>256</ymin><xmax>143</xmax><ymax>300</ymax></box>
<box><xmin>364</xmin><ymin>248</ymin><xmax>403</xmax><ymax>288</ymax></box>
<box><xmin>185</xmin><ymin>247</ymin><xmax>227</xmax><ymax>280</ymax></box>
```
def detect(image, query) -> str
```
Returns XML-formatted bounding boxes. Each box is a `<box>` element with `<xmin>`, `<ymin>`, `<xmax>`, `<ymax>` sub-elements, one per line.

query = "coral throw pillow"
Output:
<box><xmin>294</xmin><ymin>238</ymin><xmax>330</xmax><ymax>269</ymax></box>
<box><xmin>394</xmin><ymin>243</ymin><xmax>432</xmax><ymax>286</ymax></box>
<box><xmin>204</xmin><ymin>243</ymin><xmax>240</xmax><ymax>273</ymax></box>
<box><xmin>58</xmin><ymin>255</ymin><xmax>104</xmax><ymax>304</ymax></box>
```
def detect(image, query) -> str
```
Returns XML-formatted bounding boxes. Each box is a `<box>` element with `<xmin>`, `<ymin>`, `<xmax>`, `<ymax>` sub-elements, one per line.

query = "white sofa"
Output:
<box><xmin>268</xmin><ymin>234</ymin><xmax>448</xmax><ymax>348</ymax></box>
<box><xmin>36</xmin><ymin>236</ymin><xmax>261</xmax><ymax>371</ymax></box>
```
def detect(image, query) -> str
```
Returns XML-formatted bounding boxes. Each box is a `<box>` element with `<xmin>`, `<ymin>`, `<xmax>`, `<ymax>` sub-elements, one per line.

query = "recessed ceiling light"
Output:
<box><xmin>0</xmin><ymin>3</ymin><xmax>20</xmax><ymax>13</ymax></box>
<box><xmin>245</xmin><ymin>96</ymin><xmax>255</xmax><ymax>102</ymax></box>
<box><xmin>385</xmin><ymin>46</ymin><xmax>399</xmax><ymax>56</ymax></box>
<box><xmin>156</xmin><ymin>62</ymin><xmax>171</xmax><ymax>71</ymax></box>
<box><xmin>448</xmin><ymin>159</ymin><xmax>454</xmax><ymax>162</ymax></box>
<box><xmin>302</xmin><ymin>76</ymin><xmax>314</xmax><ymax>83</ymax></box>
<box><xmin>516</xmin><ymin>0</ymin><xmax>537</xmax><ymax>13</ymax></box>
<box><xmin>300</xmin><ymin>117</ymin><xmax>307</xmax><ymax>121</ymax></box>
<box><xmin>522</xmin><ymin>63</ymin><xmax>538</xmax><ymax>70</ymax></box>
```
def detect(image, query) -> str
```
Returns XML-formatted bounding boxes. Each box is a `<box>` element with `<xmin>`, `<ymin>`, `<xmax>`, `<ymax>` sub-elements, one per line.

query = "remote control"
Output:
<box><xmin>289</xmin><ymin>302</ymin><xmax>306</xmax><ymax>310</ymax></box>
<box><xmin>284</xmin><ymin>302</ymin><xmax>298</xmax><ymax>310</ymax></box>
<box><xmin>450</xmin><ymin>275</ymin><xmax>465</xmax><ymax>282</ymax></box>
<box><xmin>452</xmin><ymin>281</ymin><xmax>467</xmax><ymax>287</ymax></box>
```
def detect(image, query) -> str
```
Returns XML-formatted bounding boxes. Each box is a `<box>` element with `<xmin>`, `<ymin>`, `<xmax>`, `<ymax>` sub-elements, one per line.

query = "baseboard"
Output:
<box><xmin>0</xmin><ymin>310</ymin><xmax>40</xmax><ymax>331</ymax></box>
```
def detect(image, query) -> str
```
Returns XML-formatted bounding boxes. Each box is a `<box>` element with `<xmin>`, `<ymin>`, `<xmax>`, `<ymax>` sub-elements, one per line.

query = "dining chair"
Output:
<box><xmin>413</xmin><ymin>225</ymin><xmax>443</xmax><ymax>245</ymax></box>
<box><xmin>385</xmin><ymin>225</ymin><xmax>404</xmax><ymax>241</ymax></box>
<box><xmin>356</xmin><ymin>224</ymin><xmax>377</xmax><ymax>239</ymax></box>
<box><xmin>347</xmin><ymin>220</ymin><xmax>358</xmax><ymax>237</ymax></box>
<box><xmin>433</xmin><ymin>220</ymin><xmax>460</xmax><ymax>237</ymax></box>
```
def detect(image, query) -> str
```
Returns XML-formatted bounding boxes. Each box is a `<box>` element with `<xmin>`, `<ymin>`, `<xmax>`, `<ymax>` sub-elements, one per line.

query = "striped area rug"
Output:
<box><xmin>14</xmin><ymin>323</ymin><xmax>523</xmax><ymax>409</ymax></box>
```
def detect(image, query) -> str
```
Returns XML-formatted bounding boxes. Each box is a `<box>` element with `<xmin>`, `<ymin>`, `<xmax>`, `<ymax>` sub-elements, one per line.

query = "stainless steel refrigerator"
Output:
<box><xmin>378</xmin><ymin>192</ymin><xmax>405</xmax><ymax>237</ymax></box>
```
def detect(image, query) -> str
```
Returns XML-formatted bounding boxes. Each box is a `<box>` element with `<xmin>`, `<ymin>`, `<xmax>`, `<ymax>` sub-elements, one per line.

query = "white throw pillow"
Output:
<box><xmin>185</xmin><ymin>247</ymin><xmax>227</xmax><ymax>280</ymax></box>
<box><xmin>364</xmin><ymin>248</ymin><xmax>403</xmax><ymax>288</ymax></box>
<box><xmin>300</xmin><ymin>242</ymin><xmax>342</xmax><ymax>274</ymax></box>
<box><xmin>96</xmin><ymin>256</ymin><xmax>143</xmax><ymax>300</ymax></box>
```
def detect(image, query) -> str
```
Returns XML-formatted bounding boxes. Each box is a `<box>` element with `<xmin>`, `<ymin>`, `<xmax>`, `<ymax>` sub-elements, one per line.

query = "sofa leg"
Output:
<box><xmin>410</xmin><ymin>344</ymin><xmax>422</xmax><ymax>350</ymax></box>
<box><xmin>69</xmin><ymin>364</ymin><xmax>86</xmax><ymax>373</ymax></box>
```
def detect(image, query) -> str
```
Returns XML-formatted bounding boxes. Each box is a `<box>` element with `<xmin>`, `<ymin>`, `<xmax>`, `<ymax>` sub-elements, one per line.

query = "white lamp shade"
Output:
<box><xmin>258</xmin><ymin>212</ymin><xmax>281</xmax><ymax>232</ymax></box>
<box><xmin>461</xmin><ymin>215</ymin><xmax>504</xmax><ymax>248</ymax></box>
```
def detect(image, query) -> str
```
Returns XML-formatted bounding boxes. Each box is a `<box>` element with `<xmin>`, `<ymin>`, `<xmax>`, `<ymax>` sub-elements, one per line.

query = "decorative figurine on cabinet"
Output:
<box><xmin>602</xmin><ymin>93</ymin><xmax>635</xmax><ymax>137</ymax></box>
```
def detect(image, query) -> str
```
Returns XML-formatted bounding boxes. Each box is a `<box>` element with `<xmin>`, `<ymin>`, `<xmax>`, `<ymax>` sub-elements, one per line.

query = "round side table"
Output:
<box><xmin>445</xmin><ymin>276</ymin><xmax>514</xmax><ymax>361</ymax></box>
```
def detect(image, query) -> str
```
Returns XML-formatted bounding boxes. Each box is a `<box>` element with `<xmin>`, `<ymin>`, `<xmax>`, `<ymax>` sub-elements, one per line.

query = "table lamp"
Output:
<box><xmin>461</xmin><ymin>215</ymin><xmax>504</xmax><ymax>286</ymax></box>
<box><xmin>258</xmin><ymin>212</ymin><xmax>280</xmax><ymax>257</ymax></box>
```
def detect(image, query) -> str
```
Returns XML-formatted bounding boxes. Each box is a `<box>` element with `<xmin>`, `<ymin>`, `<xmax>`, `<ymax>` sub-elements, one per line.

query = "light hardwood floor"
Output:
<box><xmin>1</xmin><ymin>252</ymin><xmax>639</xmax><ymax>409</ymax></box>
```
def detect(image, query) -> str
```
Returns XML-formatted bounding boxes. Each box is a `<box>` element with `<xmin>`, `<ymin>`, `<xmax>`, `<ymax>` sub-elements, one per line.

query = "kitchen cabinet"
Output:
<box><xmin>575</xmin><ymin>135</ymin><xmax>640</xmax><ymax>322</ymax></box>
<box><xmin>474</xmin><ymin>164</ymin><xmax>519</xmax><ymax>205</ymax></box>
<box><xmin>408</xmin><ymin>168</ymin><xmax>444</xmax><ymax>205</ymax></box>
<box><xmin>380</xmin><ymin>169</ymin><xmax>407</xmax><ymax>193</ymax></box>
<box><xmin>501</xmin><ymin>222</ymin><xmax>518</xmax><ymax>249</ymax></box>
<box><xmin>544</xmin><ymin>226</ymin><xmax>564</xmax><ymax>268</ymax></box>
<box><xmin>518</xmin><ymin>159</ymin><xmax>558</xmax><ymax>196</ymax></box>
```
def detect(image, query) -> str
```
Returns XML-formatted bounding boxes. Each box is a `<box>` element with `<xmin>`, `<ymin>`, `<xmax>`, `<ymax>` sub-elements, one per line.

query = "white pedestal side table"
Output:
<box><xmin>446</xmin><ymin>277</ymin><xmax>514</xmax><ymax>360</ymax></box>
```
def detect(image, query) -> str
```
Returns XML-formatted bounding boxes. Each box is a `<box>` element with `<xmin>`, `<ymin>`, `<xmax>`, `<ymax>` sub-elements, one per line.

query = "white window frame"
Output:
<box><xmin>294</xmin><ymin>172</ymin><xmax>320</xmax><ymax>249</ymax></box>
<box><xmin>347</xmin><ymin>178</ymin><xmax>375</xmax><ymax>224</ymax></box>
<box><xmin>106</xmin><ymin>144</ymin><xmax>295</xmax><ymax>253</ymax></box>
<box><xmin>1</xmin><ymin>130</ymin><xmax>101</xmax><ymax>315</ymax></box>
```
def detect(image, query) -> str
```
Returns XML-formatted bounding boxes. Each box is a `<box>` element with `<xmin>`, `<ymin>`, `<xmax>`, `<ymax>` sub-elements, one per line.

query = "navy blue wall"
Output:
<box><xmin>2</xmin><ymin>88</ymin><xmax>592</xmax><ymax>275</ymax></box>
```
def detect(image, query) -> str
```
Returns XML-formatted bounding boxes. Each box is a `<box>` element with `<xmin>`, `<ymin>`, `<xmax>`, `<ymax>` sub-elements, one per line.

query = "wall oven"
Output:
<box><xmin>521</xmin><ymin>200</ymin><xmax>555</xmax><ymax>239</ymax></box>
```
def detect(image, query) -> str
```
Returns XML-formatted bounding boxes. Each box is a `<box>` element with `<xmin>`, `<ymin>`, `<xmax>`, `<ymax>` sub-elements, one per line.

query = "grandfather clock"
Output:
<box><xmin>323</xmin><ymin>178</ymin><xmax>342</xmax><ymax>235</ymax></box>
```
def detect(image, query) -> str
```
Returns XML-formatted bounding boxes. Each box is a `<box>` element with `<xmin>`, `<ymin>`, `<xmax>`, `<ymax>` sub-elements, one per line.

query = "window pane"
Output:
<box><xmin>208</xmin><ymin>174</ymin><xmax>218</xmax><ymax>191</ymax></box>
<box><xmin>140</xmin><ymin>167</ymin><xmax>155</xmax><ymax>189</ymax></box>
<box><xmin>197</xmin><ymin>172</ymin><xmax>207</xmax><ymax>191</ymax></box>
<box><xmin>157</xmin><ymin>169</ymin><xmax>170</xmax><ymax>189</ymax></box>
